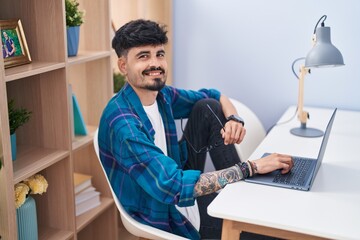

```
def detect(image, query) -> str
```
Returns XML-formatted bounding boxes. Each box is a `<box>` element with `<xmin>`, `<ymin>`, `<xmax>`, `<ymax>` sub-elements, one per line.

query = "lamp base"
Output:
<box><xmin>290</xmin><ymin>123</ymin><xmax>323</xmax><ymax>138</ymax></box>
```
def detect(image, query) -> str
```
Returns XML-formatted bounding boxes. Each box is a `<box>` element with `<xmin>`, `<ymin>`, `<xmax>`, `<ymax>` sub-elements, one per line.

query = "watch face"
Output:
<box><xmin>232</xmin><ymin>115</ymin><xmax>242</xmax><ymax>121</ymax></box>
<box><xmin>228</xmin><ymin>115</ymin><xmax>244</xmax><ymax>125</ymax></box>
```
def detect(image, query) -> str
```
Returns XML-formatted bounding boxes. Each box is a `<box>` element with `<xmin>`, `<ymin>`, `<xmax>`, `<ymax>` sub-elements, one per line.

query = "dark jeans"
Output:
<box><xmin>182</xmin><ymin>98</ymin><xmax>241</xmax><ymax>172</ymax></box>
<box><xmin>182</xmin><ymin>99</ymin><xmax>281</xmax><ymax>240</ymax></box>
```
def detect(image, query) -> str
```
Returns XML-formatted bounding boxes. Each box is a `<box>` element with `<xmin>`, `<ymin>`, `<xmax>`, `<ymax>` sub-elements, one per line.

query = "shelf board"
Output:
<box><xmin>5</xmin><ymin>61</ymin><xmax>66</xmax><ymax>82</ymax></box>
<box><xmin>119</xmin><ymin>227</ymin><xmax>138</xmax><ymax>240</ymax></box>
<box><xmin>76</xmin><ymin>196</ymin><xmax>114</xmax><ymax>232</ymax></box>
<box><xmin>72</xmin><ymin>125</ymin><xmax>97</xmax><ymax>151</ymax></box>
<box><xmin>12</xmin><ymin>146</ymin><xmax>69</xmax><ymax>184</ymax></box>
<box><xmin>67</xmin><ymin>50</ymin><xmax>111</xmax><ymax>66</ymax></box>
<box><xmin>38</xmin><ymin>226</ymin><xmax>73</xmax><ymax>240</ymax></box>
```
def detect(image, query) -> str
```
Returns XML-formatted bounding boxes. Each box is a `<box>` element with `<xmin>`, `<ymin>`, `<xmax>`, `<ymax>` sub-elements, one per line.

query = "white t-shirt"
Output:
<box><xmin>143</xmin><ymin>101</ymin><xmax>200</xmax><ymax>231</ymax></box>
<box><xmin>143</xmin><ymin>101</ymin><xmax>168</xmax><ymax>156</ymax></box>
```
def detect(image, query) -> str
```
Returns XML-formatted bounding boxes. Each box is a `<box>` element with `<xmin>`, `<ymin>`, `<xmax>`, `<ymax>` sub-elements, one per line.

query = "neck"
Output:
<box><xmin>131</xmin><ymin>85</ymin><xmax>158</xmax><ymax>106</ymax></box>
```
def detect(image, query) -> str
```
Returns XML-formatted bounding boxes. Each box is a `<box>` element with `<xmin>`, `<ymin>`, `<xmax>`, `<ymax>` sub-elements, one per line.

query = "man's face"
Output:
<box><xmin>119</xmin><ymin>45</ymin><xmax>168</xmax><ymax>92</ymax></box>
<box><xmin>3</xmin><ymin>31</ymin><xmax>8</xmax><ymax>39</ymax></box>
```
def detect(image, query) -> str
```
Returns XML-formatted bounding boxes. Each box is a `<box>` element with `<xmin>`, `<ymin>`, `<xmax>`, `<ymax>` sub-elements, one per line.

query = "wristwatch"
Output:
<box><xmin>226</xmin><ymin>115</ymin><xmax>245</xmax><ymax>126</ymax></box>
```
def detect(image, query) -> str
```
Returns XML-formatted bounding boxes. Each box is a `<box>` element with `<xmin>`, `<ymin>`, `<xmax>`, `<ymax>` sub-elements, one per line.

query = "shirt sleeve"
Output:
<box><xmin>162</xmin><ymin>86</ymin><xmax>221</xmax><ymax>119</ymax></box>
<box><xmin>112</xmin><ymin>117</ymin><xmax>201</xmax><ymax>207</ymax></box>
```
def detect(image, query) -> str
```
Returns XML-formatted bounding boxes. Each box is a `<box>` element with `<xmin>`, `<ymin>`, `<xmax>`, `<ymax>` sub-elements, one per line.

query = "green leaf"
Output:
<box><xmin>113</xmin><ymin>72</ymin><xmax>126</xmax><ymax>93</ymax></box>
<box><xmin>8</xmin><ymin>99</ymin><xmax>32</xmax><ymax>135</ymax></box>
<box><xmin>65</xmin><ymin>0</ymin><xmax>85</xmax><ymax>27</ymax></box>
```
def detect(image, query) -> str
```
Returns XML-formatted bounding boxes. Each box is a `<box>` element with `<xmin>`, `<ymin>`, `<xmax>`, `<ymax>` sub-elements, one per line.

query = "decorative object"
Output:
<box><xmin>16</xmin><ymin>195</ymin><xmax>38</xmax><ymax>240</ymax></box>
<box><xmin>65</xmin><ymin>0</ymin><xmax>85</xmax><ymax>56</ymax></box>
<box><xmin>67</xmin><ymin>26</ymin><xmax>80</xmax><ymax>56</ymax></box>
<box><xmin>8</xmin><ymin>99</ymin><xmax>32</xmax><ymax>161</ymax></box>
<box><xmin>14</xmin><ymin>174</ymin><xmax>48</xmax><ymax>240</ymax></box>
<box><xmin>72</xmin><ymin>93</ymin><xmax>87</xmax><ymax>135</ymax></box>
<box><xmin>10</xmin><ymin>133</ymin><xmax>16</xmax><ymax>161</ymax></box>
<box><xmin>0</xmin><ymin>19</ymin><xmax>31</xmax><ymax>68</ymax></box>
<box><xmin>291</xmin><ymin>15</ymin><xmax>344</xmax><ymax>138</ymax></box>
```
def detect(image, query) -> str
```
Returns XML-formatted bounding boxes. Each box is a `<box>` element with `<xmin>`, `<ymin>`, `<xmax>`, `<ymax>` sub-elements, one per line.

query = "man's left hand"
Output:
<box><xmin>221</xmin><ymin>120</ymin><xmax>246</xmax><ymax>145</ymax></box>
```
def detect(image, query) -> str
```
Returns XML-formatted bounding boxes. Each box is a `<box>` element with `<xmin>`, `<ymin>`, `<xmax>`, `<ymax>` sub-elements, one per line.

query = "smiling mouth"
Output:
<box><xmin>146</xmin><ymin>71</ymin><xmax>163</xmax><ymax>76</ymax></box>
<box><xmin>142</xmin><ymin>67</ymin><xmax>165</xmax><ymax>76</ymax></box>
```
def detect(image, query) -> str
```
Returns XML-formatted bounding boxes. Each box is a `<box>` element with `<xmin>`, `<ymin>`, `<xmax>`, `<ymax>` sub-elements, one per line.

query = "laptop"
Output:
<box><xmin>245</xmin><ymin>108</ymin><xmax>337</xmax><ymax>191</ymax></box>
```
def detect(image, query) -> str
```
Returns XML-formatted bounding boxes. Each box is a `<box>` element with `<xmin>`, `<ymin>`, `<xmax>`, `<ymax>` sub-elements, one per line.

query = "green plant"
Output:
<box><xmin>8</xmin><ymin>99</ymin><xmax>32</xmax><ymax>135</ymax></box>
<box><xmin>113</xmin><ymin>72</ymin><xmax>126</xmax><ymax>93</ymax></box>
<box><xmin>65</xmin><ymin>0</ymin><xmax>85</xmax><ymax>27</ymax></box>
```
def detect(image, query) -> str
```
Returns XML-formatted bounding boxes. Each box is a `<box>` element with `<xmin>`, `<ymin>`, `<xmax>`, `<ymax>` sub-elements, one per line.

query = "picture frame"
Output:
<box><xmin>1</xmin><ymin>19</ymin><xmax>31</xmax><ymax>68</ymax></box>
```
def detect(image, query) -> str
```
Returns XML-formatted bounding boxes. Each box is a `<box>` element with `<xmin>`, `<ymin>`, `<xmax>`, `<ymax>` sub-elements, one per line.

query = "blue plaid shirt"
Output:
<box><xmin>98</xmin><ymin>83</ymin><xmax>221</xmax><ymax>239</ymax></box>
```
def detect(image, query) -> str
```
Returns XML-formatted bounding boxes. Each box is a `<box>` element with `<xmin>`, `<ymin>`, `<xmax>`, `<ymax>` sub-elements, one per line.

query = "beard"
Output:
<box><xmin>140</xmin><ymin>66</ymin><xmax>167</xmax><ymax>91</ymax></box>
<box><xmin>142</xmin><ymin>77</ymin><xmax>166</xmax><ymax>91</ymax></box>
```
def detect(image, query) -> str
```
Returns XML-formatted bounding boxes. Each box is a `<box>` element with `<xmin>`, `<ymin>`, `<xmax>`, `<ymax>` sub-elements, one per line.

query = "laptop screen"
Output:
<box><xmin>309</xmin><ymin>108</ymin><xmax>337</xmax><ymax>186</ymax></box>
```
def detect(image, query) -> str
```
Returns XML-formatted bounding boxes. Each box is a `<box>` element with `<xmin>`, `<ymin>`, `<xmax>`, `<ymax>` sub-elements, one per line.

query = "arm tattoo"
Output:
<box><xmin>193</xmin><ymin>165</ymin><xmax>244</xmax><ymax>197</ymax></box>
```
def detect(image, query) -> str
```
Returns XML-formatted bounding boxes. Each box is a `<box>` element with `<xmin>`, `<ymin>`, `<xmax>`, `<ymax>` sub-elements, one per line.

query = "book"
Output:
<box><xmin>73</xmin><ymin>172</ymin><xmax>92</xmax><ymax>194</ymax></box>
<box><xmin>75</xmin><ymin>190</ymin><xmax>101</xmax><ymax>216</ymax></box>
<box><xmin>75</xmin><ymin>186</ymin><xmax>97</xmax><ymax>204</ymax></box>
<box><xmin>72</xmin><ymin>92</ymin><xmax>88</xmax><ymax>135</ymax></box>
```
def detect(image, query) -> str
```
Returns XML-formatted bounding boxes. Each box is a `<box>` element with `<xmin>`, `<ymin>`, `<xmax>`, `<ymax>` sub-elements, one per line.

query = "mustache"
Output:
<box><xmin>142</xmin><ymin>66</ymin><xmax>165</xmax><ymax>75</ymax></box>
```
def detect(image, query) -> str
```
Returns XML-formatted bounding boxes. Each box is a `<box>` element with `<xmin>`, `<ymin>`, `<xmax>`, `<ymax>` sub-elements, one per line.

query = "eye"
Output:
<box><xmin>138</xmin><ymin>54</ymin><xmax>148</xmax><ymax>59</ymax></box>
<box><xmin>157</xmin><ymin>52</ymin><xmax>165</xmax><ymax>58</ymax></box>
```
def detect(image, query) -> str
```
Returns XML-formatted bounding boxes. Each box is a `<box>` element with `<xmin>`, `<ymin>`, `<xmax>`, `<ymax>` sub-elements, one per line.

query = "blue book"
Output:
<box><xmin>72</xmin><ymin>93</ymin><xmax>88</xmax><ymax>135</ymax></box>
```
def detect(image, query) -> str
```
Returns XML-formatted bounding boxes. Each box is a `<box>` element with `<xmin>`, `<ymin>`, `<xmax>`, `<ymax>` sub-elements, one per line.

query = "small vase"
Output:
<box><xmin>16</xmin><ymin>196</ymin><xmax>38</xmax><ymax>240</ymax></box>
<box><xmin>10</xmin><ymin>133</ymin><xmax>16</xmax><ymax>161</ymax></box>
<box><xmin>67</xmin><ymin>26</ymin><xmax>80</xmax><ymax>57</ymax></box>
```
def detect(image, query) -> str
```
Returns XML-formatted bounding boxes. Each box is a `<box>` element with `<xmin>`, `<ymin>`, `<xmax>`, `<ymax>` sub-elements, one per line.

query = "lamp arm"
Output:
<box><xmin>297</xmin><ymin>65</ymin><xmax>309</xmax><ymax>124</ymax></box>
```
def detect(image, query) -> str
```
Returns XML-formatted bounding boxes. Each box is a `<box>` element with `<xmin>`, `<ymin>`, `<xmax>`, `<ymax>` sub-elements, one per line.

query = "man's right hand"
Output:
<box><xmin>252</xmin><ymin>153</ymin><xmax>294</xmax><ymax>175</ymax></box>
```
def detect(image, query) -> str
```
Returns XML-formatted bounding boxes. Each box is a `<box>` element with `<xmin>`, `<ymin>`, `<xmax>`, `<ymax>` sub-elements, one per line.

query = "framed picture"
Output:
<box><xmin>1</xmin><ymin>19</ymin><xmax>31</xmax><ymax>68</ymax></box>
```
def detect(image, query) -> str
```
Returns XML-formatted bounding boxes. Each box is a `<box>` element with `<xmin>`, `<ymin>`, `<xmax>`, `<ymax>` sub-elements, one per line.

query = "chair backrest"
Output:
<box><xmin>93</xmin><ymin>129</ymin><xmax>188</xmax><ymax>240</ymax></box>
<box><xmin>229</xmin><ymin>98</ymin><xmax>266</xmax><ymax>161</ymax></box>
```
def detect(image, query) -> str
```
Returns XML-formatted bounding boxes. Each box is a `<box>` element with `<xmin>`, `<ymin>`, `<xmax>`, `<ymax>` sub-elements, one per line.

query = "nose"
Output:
<box><xmin>148</xmin><ymin>56</ymin><xmax>161</xmax><ymax>68</ymax></box>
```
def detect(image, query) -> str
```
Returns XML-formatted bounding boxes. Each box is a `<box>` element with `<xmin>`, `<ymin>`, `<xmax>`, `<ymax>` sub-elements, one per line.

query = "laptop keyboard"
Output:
<box><xmin>273</xmin><ymin>157</ymin><xmax>313</xmax><ymax>186</ymax></box>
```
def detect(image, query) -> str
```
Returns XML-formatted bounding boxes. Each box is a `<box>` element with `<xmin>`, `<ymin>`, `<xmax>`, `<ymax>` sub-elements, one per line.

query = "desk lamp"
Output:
<box><xmin>291</xmin><ymin>15</ymin><xmax>344</xmax><ymax>138</ymax></box>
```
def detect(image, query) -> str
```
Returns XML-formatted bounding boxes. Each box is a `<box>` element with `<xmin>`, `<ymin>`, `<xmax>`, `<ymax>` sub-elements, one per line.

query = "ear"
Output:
<box><xmin>117</xmin><ymin>57</ymin><xmax>127</xmax><ymax>76</ymax></box>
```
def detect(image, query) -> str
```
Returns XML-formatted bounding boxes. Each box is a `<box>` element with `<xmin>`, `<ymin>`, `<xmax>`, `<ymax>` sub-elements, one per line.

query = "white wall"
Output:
<box><xmin>172</xmin><ymin>0</ymin><xmax>360</xmax><ymax>131</ymax></box>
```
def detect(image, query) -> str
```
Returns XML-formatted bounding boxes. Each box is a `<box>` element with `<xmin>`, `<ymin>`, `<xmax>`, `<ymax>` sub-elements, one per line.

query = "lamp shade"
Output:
<box><xmin>305</xmin><ymin>26</ymin><xmax>344</xmax><ymax>68</ymax></box>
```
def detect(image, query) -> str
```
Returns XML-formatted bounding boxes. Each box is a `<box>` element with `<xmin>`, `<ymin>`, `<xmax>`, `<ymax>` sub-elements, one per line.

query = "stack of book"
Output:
<box><xmin>73</xmin><ymin>172</ymin><xmax>101</xmax><ymax>216</ymax></box>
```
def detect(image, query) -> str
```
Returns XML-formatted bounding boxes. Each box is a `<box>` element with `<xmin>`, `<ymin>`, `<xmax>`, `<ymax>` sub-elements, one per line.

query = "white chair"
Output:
<box><xmin>93</xmin><ymin>129</ymin><xmax>188</xmax><ymax>240</ymax></box>
<box><xmin>229</xmin><ymin>98</ymin><xmax>266</xmax><ymax>161</ymax></box>
<box><xmin>204</xmin><ymin>98</ymin><xmax>266</xmax><ymax>172</ymax></box>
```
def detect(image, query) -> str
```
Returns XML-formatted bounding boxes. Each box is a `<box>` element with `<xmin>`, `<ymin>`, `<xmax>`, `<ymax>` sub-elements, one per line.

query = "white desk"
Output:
<box><xmin>208</xmin><ymin>106</ymin><xmax>360</xmax><ymax>240</ymax></box>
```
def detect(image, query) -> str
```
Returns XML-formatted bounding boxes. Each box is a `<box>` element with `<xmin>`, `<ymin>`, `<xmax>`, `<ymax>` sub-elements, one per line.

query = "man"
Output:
<box><xmin>98</xmin><ymin>19</ymin><xmax>293</xmax><ymax>239</ymax></box>
<box><xmin>2</xmin><ymin>31</ymin><xmax>16</xmax><ymax>58</ymax></box>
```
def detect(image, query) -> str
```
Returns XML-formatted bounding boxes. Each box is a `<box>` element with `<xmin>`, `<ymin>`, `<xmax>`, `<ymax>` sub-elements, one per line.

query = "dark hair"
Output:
<box><xmin>112</xmin><ymin>19</ymin><xmax>168</xmax><ymax>57</ymax></box>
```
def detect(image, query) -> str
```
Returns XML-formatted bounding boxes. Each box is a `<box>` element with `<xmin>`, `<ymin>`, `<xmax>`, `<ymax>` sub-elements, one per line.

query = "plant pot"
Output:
<box><xmin>11</xmin><ymin>133</ymin><xmax>16</xmax><ymax>161</ymax></box>
<box><xmin>67</xmin><ymin>26</ymin><xmax>80</xmax><ymax>57</ymax></box>
<box><xmin>16</xmin><ymin>195</ymin><xmax>38</xmax><ymax>240</ymax></box>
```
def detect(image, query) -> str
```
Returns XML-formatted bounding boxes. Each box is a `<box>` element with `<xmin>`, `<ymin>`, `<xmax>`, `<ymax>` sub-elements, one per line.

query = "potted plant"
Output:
<box><xmin>113</xmin><ymin>71</ymin><xmax>126</xmax><ymax>93</ymax></box>
<box><xmin>65</xmin><ymin>0</ymin><xmax>85</xmax><ymax>56</ymax></box>
<box><xmin>8</xmin><ymin>99</ymin><xmax>32</xmax><ymax>161</ymax></box>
